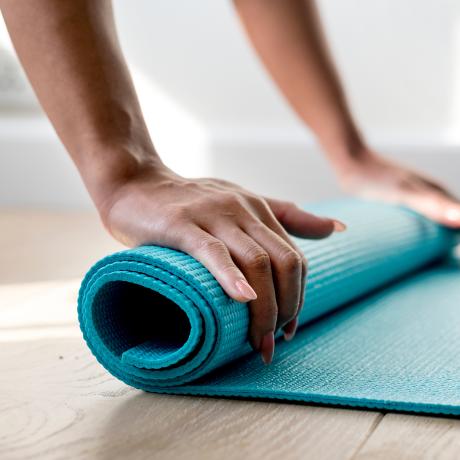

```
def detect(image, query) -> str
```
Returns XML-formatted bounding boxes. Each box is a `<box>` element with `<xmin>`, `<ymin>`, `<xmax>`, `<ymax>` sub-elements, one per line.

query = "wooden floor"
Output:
<box><xmin>2</xmin><ymin>211</ymin><xmax>460</xmax><ymax>460</ymax></box>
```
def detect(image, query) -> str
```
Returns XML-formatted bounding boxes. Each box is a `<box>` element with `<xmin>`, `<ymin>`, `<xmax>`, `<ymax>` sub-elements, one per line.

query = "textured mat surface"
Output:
<box><xmin>78</xmin><ymin>200</ymin><xmax>460</xmax><ymax>415</ymax></box>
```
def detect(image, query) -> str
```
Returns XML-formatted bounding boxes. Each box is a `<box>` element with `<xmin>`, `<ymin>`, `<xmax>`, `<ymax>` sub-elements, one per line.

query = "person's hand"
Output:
<box><xmin>98</xmin><ymin>166</ymin><xmax>345</xmax><ymax>364</ymax></box>
<box><xmin>338</xmin><ymin>149</ymin><xmax>460</xmax><ymax>228</ymax></box>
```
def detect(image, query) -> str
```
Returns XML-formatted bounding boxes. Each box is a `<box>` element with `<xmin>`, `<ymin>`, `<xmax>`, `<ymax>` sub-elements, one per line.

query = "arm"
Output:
<box><xmin>0</xmin><ymin>0</ymin><xmax>344</xmax><ymax>361</ymax></box>
<box><xmin>234</xmin><ymin>0</ymin><xmax>460</xmax><ymax>227</ymax></box>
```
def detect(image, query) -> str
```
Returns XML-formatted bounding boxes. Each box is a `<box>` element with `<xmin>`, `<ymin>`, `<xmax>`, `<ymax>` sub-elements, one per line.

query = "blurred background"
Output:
<box><xmin>3</xmin><ymin>3</ymin><xmax>460</xmax><ymax>453</ymax></box>
<box><xmin>1</xmin><ymin>0</ymin><xmax>460</xmax><ymax>282</ymax></box>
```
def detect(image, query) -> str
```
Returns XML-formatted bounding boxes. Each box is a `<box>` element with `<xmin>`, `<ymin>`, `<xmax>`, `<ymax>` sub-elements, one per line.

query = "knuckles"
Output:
<box><xmin>218</xmin><ymin>192</ymin><xmax>242</xmax><ymax>209</ymax></box>
<box><xmin>195</xmin><ymin>237</ymin><xmax>225</xmax><ymax>254</ymax></box>
<box><xmin>243</xmin><ymin>247</ymin><xmax>271</xmax><ymax>273</ymax></box>
<box><xmin>278</xmin><ymin>249</ymin><xmax>302</xmax><ymax>274</ymax></box>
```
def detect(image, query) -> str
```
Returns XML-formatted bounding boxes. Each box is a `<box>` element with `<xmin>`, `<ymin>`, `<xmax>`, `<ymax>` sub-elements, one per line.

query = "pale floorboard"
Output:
<box><xmin>355</xmin><ymin>414</ymin><xmax>460</xmax><ymax>460</ymax></box>
<box><xmin>0</xmin><ymin>211</ymin><xmax>458</xmax><ymax>459</ymax></box>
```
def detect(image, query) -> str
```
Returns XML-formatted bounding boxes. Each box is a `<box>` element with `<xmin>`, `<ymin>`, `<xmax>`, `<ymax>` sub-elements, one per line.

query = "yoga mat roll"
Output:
<box><xmin>78</xmin><ymin>200</ymin><xmax>458</xmax><ymax>413</ymax></box>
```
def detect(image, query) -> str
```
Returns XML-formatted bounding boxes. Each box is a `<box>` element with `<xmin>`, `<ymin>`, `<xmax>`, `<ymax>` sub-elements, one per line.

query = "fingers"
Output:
<box><xmin>398</xmin><ymin>182</ymin><xmax>460</xmax><ymax>228</ymax></box>
<box><xmin>169</xmin><ymin>196</ymin><xmax>347</xmax><ymax>366</ymax></box>
<box><xmin>210</xmin><ymin>211</ymin><xmax>311</xmax><ymax>363</ymax></box>
<box><xmin>171</xmin><ymin>207</ymin><xmax>308</xmax><ymax>365</ymax></box>
<box><xmin>415</xmin><ymin>198</ymin><xmax>460</xmax><ymax>228</ymax></box>
<box><xmin>265</xmin><ymin>197</ymin><xmax>346</xmax><ymax>238</ymax></box>
<box><xmin>424</xmin><ymin>195</ymin><xmax>460</xmax><ymax>228</ymax></box>
<box><xmin>250</xmin><ymin>197</ymin><xmax>343</xmax><ymax>339</ymax></box>
<box><xmin>177</xmin><ymin>226</ymin><xmax>258</xmax><ymax>304</ymax></box>
<box><xmin>213</xmin><ymin>227</ymin><xmax>279</xmax><ymax>364</ymax></box>
<box><xmin>243</xmin><ymin>222</ymin><xmax>302</xmax><ymax>329</ymax></box>
<box><xmin>445</xmin><ymin>206</ymin><xmax>460</xmax><ymax>227</ymax></box>
<box><xmin>283</xmin><ymin>255</ymin><xmax>307</xmax><ymax>342</ymax></box>
<box><xmin>242</xmin><ymin>199</ymin><xmax>308</xmax><ymax>338</ymax></box>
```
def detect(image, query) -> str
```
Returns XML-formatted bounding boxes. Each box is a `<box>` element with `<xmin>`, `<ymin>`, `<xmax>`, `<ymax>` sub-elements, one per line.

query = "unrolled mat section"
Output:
<box><xmin>78</xmin><ymin>200</ymin><xmax>460</xmax><ymax>415</ymax></box>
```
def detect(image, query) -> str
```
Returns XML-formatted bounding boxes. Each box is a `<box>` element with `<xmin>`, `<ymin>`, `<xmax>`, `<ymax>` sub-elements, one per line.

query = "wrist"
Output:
<box><xmin>318</xmin><ymin>129</ymin><xmax>374</xmax><ymax>178</ymax></box>
<box><xmin>77</xmin><ymin>141</ymin><xmax>174</xmax><ymax>217</ymax></box>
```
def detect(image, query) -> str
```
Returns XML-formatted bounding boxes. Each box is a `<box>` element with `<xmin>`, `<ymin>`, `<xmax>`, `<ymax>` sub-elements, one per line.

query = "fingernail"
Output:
<box><xmin>333</xmin><ymin>220</ymin><xmax>347</xmax><ymax>232</ymax></box>
<box><xmin>283</xmin><ymin>317</ymin><xmax>298</xmax><ymax>341</ymax></box>
<box><xmin>446</xmin><ymin>208</ymin><xmax>460</xmax><ymax>222</ymax></box>
<box><xmin>235</xmin><ymin>279</ymin><xmax>257</xmax><ymax>301</ymax></box>
<box><xmin>260</xmin><ymin>331</ymin><xmax>275</xmax><ymax>365</ymax></box>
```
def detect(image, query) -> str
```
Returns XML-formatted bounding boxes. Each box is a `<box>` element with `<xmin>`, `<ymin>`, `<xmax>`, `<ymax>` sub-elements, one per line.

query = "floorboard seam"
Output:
<box><xmin>349</xmin><ymin>412</ymin><xmax>385</xmax><ymax>460</ymax></box>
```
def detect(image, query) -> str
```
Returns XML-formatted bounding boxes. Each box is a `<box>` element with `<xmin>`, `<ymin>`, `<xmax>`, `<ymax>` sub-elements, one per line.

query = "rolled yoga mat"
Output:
<box><xmin>78</xmin><ymin>199</ymin><xmax>460</xmax><ymax>415</ymax></box>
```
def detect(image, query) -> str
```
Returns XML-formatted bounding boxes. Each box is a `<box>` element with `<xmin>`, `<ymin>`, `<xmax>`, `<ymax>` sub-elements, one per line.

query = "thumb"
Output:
<box><xmin>444</xmin><ymin>205</ymin><xmax>460</xmax><ymax>228</ymax></box>
<box><xmin>412</xmin><ymin>194</ymin><xmax>460</xmax><ymax>229</ymax></box>
<box><xmin>265</xmin><ymin>197</ymin><xmax>346</xmax><ymax>239</ymax></box>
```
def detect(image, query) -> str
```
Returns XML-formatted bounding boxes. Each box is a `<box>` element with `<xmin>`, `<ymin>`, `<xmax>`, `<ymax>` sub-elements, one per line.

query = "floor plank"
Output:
<box><xmin>353</xmin><ymin>414</ymin><xmax>460</xmax><ymax>460</ymax></box>
<box><xmin>2</xmin><ymin>210</ymin><xmax>460</xmax><ymax>459</ymax></box>
<box><xmin>0</xmin><ymin>210</ymin><xmax>122</xmax><ymax>284</ymax></box>
<box><xmin>0</xmin><ymin>329</ymin><xmax>380</xmax><ymax>460</ymax></box>
<box><xmin>0</xmin><ymin>237</ymin><xmax>380</xmax><ymax>460</ymax></box>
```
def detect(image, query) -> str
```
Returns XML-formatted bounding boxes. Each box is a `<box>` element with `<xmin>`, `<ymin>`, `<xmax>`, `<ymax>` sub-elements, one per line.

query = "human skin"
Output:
<box><xmin>1</xmin><ymin>0</ymin><xmax>458</xmax><ymax>364</ymax></box>
<box><xmin>234</xmin><ymin>0</ymin><xmax>460</xmax><ymax>226</ymax></box>
<box><xmin>0</xmin><ymin>0</ymin><xmax>344</xmax><ymax>364</ymax></box>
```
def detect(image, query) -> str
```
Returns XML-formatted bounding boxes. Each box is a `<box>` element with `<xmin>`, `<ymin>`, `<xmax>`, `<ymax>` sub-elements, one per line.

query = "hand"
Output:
<box><xmin>339</xmin><ymin>149</ymin><xmax>460</xmax><ymax>228</ymax></box>
<box><xmin>98</xmin><ymin>166</ymin><xmax>345</xmax><ymax>364</ymax></box>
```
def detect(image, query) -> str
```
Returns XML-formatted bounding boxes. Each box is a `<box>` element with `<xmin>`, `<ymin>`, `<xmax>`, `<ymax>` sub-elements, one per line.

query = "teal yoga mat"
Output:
<box><xmin>78</xmin><ymin>200</ymin><xmax>460</xmax><ymax>415</ymax></box>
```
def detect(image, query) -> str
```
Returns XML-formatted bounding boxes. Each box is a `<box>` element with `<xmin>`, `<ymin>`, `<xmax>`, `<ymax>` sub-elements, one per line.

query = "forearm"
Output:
<box><xmin>233</xmin><ymin>0</ymin><xmax>367</xmax><ymax>170</ymax></box>
<box><xmin>0</xmin><ymin>0</ymin><xmax>165</xmax><ymax>211</ymax></box>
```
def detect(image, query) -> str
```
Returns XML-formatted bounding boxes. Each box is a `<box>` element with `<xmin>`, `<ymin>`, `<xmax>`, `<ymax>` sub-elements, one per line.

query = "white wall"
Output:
<box><xmin>1</xmin><ymin>0</ymin><xmax>460</xmax><ymax>208</ymax></box>
<box><xmin>113</xmin><ymin>0</ymin><xmax>460</xmax><ymax>143</ymax></box>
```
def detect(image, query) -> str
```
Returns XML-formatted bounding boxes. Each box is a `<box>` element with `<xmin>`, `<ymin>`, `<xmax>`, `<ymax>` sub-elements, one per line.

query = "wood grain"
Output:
<box><xmin>1</xmin><ymin>211</ymin><xmax>460</xmax><ymax>459</ymax></box>
<box><xmin>0</xmin><ymin>278</ymin><xmax>379</xmax><ymax>460</ymax></box>
<box><xmin>354</xmin><ymin>414</ymin><xmax>460</xmax><ymax>460</ymax></box>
